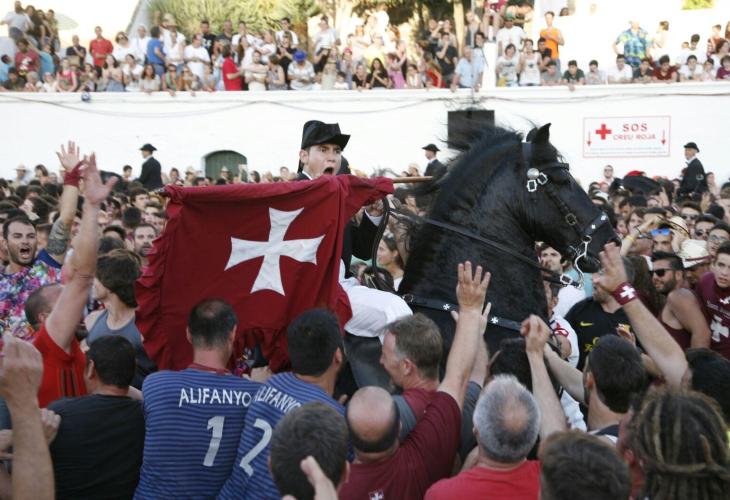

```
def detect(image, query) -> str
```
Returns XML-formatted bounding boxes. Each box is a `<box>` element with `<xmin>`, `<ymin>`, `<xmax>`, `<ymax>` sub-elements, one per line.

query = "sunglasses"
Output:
<box><xmin>651</xmin><ymin>228</ymin><xmax>671</xmax><ymax>237</ymax></box>
<box><xmin>710</xmin><ymin>234</ymin><xmax>729</xmax><ymax>243</ymax></box>
<box><xmin>681</xmin><ymin>213</ymin><xmax>699</xmax><ymax>221</ymax></box>
<box><xmin>695</xmin><ymin>229</ymin><xmax>708</xmax><ymax>237</ymax></box>
<box><xmin>651</xmin><ymin>268</ymin><xmax>674</xmax><ymax>277</ymax></box>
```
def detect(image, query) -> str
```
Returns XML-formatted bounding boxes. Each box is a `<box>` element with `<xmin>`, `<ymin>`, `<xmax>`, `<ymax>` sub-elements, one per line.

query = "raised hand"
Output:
<box><xmin>521</xmin><ymin>314</ymin><xmax>551</xmax><ymax>355</ymax></box>
<box><xmin>81</xmin><ymin>153</ymin><xmax>118</xmax><ymax>207</ymax></box>
<box><xmin>455</xmin><ymin>261</ymin><xmax>491</xmax><ymax>312</ymax></box>
<box><xmin>55</xmin><ymin>141</ymin><xmax>82</xmax><ymax>173</ymax></box>
<box><xmin>0</xmin><ymin>333</ymin><xmax>43</xmax><ymax>409</ymax></box>
<box><xmin>596</xmin><ymin>243</ymin><xmax>629</xmax><ymax>294</ymax></box>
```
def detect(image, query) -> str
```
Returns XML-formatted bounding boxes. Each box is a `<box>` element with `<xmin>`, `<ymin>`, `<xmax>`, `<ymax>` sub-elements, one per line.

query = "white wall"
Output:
<box><xmin>1</xmin><ymin>83</ymin><xmax>728</xmax><ymax>186</ymax></box>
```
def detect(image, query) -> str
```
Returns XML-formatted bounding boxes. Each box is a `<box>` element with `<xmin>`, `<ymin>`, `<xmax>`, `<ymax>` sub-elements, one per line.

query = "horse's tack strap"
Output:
<box><xmin>401</xmin><ymin>294</ymin><xmax>523</xmax><ymax>332</ymax></box>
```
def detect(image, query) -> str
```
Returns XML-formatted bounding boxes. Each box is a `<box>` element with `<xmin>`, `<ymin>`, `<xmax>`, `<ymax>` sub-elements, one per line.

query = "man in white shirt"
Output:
<box><xmin>679</xmin><ymin>55</ymin><xmax>703</xmax><ymax>81</ymax></box>
<box><xmin>496</xmin><ymin>14</ymin><xmax>525</xmax><ymax>56</ymax></box>
<box><xmin>288</xmin><ymin>50</ymin><xmax>315</xmax><ymax>90</ymax></box>
<box><xmin>231</xmin><ymin>21</ymin><xmax>257</xmax><ymax>47</ymax></box>
<box><xmin>451</xmin><ymin>46</ymin><xmax>484</xmax><ymax>90</ymax></box>
<box><xmin>162</xmin><ymin>21</ymin><xmax>186</xmax><ymax>74</ymax></box>
<box><xmin>606</xmin><ymin>54</ymin><xmax>633</xmax><ymax>83</ymax></box>
<box><xmin>676</xmin><ymin>34</ymin><xmax>706</xmax><ymax>66</ymax></box>
<box><xmin>130</xmin><ymin>25</ymin><xmax>150</xmax><ymax>64</ymax></box>
<box><xmin>184</xmin><ymin>34</ymin><xmax>211</xmax><ymax>81</ymax></box>
<box><xmin>275</xmin><ymin>17</ymin><xmax>299</xmax><ymax>47</ymax></box>
<box><xmin>314</xmin><ymin>17</ymin><xmax>338</xmax><ymax>53</ymax></box>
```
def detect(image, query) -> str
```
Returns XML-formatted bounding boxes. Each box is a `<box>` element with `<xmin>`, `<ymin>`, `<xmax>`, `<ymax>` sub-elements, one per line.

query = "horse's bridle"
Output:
<box><xmin>521</xmin><ymin>142</ymin><xmax>612</xmax><ymax>286</ymax></box>
<box><xmin>370</xmin><ymin>140</ymin><xmax>612</xmax><ymax>331</ymax></box>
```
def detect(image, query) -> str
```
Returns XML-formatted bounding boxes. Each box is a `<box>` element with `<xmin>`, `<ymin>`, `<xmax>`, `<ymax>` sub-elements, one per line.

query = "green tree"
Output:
<box><xmin>149</xmin><ymin>0</ymin><xmax>320</xmax><ymax>37</ymax></box>
<box><xmin>682</xmin><ymin>0</ymin><xmax>715</xmax><ymax>8</ymax></box>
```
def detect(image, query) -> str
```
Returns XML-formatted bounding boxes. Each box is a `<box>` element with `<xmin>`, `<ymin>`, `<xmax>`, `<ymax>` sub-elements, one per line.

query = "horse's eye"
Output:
<box><xmin>548</xmin><ymin>168</ymin><xmax>571</xmax><ymax>185</ymax></box>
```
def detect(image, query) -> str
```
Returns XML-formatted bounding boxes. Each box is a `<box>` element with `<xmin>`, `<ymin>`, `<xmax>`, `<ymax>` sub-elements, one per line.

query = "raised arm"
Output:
<box><xmin>0</xmin><ymin>334</ymin><xmax>54</xmax><ymax>500</ymax></box>
<box><xmin>438</xmin><ymin>262</ymin><xmax>490</xmax><ymax>409</ymax></box>
<box><xmin>523</xmin><ymin>315</ymin><xmax>568</xmax><ymax>438</ymax></box>
<box><xmin>45</xmin><ymin>142</ymin><xmax>83</xmax><ymax>264</ymax></box>
<box><xmin>45</xmin><ymin>153</ymin><xmax>117</xmax><ymax>352</ymax></box>
<box><xmin>596</xmin><ymin>243</ymin><xmax>688</xmax><ymax>387</ymax></box>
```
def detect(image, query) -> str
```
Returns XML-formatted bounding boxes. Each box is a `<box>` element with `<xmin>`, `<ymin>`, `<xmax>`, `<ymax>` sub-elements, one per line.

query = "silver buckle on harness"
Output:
<box><xmin>559</xmin><ymin>274</ymin><xmax>573</xmax><ymax>286</ymax></box>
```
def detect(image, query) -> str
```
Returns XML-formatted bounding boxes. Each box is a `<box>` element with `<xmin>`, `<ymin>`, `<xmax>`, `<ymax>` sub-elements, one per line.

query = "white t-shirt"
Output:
<box><xmin>519</xmin><ymin>52</ymin><xmax>541</xmax><ymax>85</ymax></box>
<box><xmin>162</xmin><ymin>30</ymin><xmax>185</xmax><ymax>64</ymax></box>
<box><xmin>679</xmin><ymin>64</ymin><xmax>703</xmax><ymax>80</ymax></box>
<box><xmin>131</xmin><ymin>36</ymin><xmax>150</xmax><ymax>63</ymax></box>
<box><xmin>258</xmin><ymin>42</ymin><xmax>276</xmax><ymax>64</ymax></box>
<box><xmin>496</xmin><ymin>53</ymin><xmax>520</xmax><ymax>85</ymax></box>
<box><xmin>606</xmin><ymin>64</ymin><xmax>633</xmax><ymax>83</ymax></box>
<box><xmin>287</xmin><ymin>61</ymin><xmax>315</xmax><ymax>90</ymax></box>
<box><xmin>123</xmin><ymin>64</ymin><xmax>143</xmax><ymax>91</ymax></box>
<box><xmin>275</xmin><ymin>30</ymin><xmax>299</xmax><ymax>47</ymax></box>
<box><xmin>183</xmin><ymin>44</ymin><xmax>210</xmax><ymax>80</ymax></box>
<box><xmin>231</xmin><ymin>32</ymin><xmax>256</xmax><ymax>47</ymax></box>
<box><xmin>314</xmin><ymin>28</ymin><xmax>338</xmax><ymax>53</ymax></box>
<box><xmin>3</xmin><ymin>11</ymin><xmax>31</xmax><ymax>31</ymax></box>
<box><xmin>676</xmin><ymin>47</ymin><xmax>705</xmax><ymax>66</ymax></box>
<box><xmin>112</xmin><ymin>45</ymin><xmax>136</xmax><ymax>65</ymax></box>
<box><xmin>554</xmin><ymin>284</ymin><xmax>585</xmax><ymax>319</ymax></box>
<box><xmin>496</xmin><ymin>26</ymin><xmax>526</xmax><ymax>53</ymax></box>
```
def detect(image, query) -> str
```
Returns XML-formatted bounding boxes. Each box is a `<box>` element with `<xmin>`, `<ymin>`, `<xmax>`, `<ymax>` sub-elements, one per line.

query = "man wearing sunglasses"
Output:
<box><xmin>679</xmin><ymin>202</ymin><xmax>702</xmax><ymax>234</ymax></box>
<box><xmin>651</xmin><ymin>251</ymin><xmax>710</xmax><ymax>350</ymax></box>
<box><xmin>707</xmin><ymin>223</ymin><xmax>730</xmax><ymax>258</ymax></box>
<box><xmin>693</xmin><ymin>215</ymin><xmax>718</xmax><ymax>241</ymax></box>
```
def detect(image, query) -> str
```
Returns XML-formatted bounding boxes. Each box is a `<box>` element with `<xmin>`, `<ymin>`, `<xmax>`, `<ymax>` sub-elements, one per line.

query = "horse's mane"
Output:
<box><xmin>402</xmin><ymin>125</ymin><xmax>525</xmax><ymax>291</ymax></box>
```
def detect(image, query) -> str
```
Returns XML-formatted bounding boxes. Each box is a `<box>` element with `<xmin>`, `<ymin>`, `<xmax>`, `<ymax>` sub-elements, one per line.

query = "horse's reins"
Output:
<box><xmin>370</xmin><ymin>140</ymin><xmax>612</xmax><ymax>332</ymax></box>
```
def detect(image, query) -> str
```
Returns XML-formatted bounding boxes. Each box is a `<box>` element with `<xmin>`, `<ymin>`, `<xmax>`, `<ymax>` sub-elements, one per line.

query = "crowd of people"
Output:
<box><xmin>2</xmin><ymin>1</ymin><xmax>729</xmax><ymax>94</ymax></box>
<box><xmin>0</xmin><ymin>119</ymin><xmax>729</xmax><ymax>499</ymax></box>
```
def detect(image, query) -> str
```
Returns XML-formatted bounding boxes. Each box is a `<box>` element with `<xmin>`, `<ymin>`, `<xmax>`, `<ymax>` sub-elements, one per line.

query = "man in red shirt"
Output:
<box><xmin>339</xmin><ymin>261</ymin><xmax>490</xmax><ymax>500</ymax></box>
<box><xmin>89</xmin><ymin>26</ymin><xmax>113</xmax><ymax>69</ymax></box>
<box><xmin>31</xmin><ymin>150</ymin><xmax>117</xmax><ymax>407</ymax></box>
<box><xmin>695</xmin><ymin>241</ymin><xmax>730</xmax><ymax>359</ymax></box>
<box><xmin>425</xmin><ymin>315</ymin><xmax>568</xmax><ymax>499</ymax></box>
<box><xmin>652</xmin><ymin>55</ymin><xmax>678</xmax><ymax>82</ymax></box>
<box><xmin>221</xmin><ymin>44</ymin><xmax>242</xmax><ymax>91</ymax></box>
<box><xmin>380</xmin><ymin>313</ymin><xmax>485</xmax><ymax>457</ymax></box>
<box><xmin>14</xmin><ymin>38</ymin><xmax>39</xmax><ymax>79</ymax></box>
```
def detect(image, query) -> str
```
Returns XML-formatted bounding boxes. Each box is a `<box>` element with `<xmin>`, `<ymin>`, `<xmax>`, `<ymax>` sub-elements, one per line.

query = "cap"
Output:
<box><xmin>221</xmin><ymin>167</ymin><xmax>230</xmax><ymax>172</ymax></box>
<box><xmin>140</xmin><ymin>143</ymin><xmax>157</xmax><ymax>152</ymax></box>
<box><xmin>683</xmin><ymin>142</ymin><xmax>700</xmax><ymax>152</ymax></box>
<box><xmin>591</xmin><ymin>191</ymin><xmax>609</xmax><ymax>203</ymax></box>
<box><xmin>505</xmin><ymin>13</ymin><xmax>515</xmax><ymax>20</ymax></box>
<box><xmin>422</xmin><ymin>143</ymin><xmax>440</xmax><ymax>153</ymax></box>
<box><xmin>185</xmin><ymin>166</ymin><xmax>196</xmax><ymax>174</ymax></box>
<box><xmin>677</xmin><ymin>239</ymin><xmax>710</xmax><ymax>269</ymax></box>
<box><xmin>294</xmin><ymin>50</ymin><xmax>307</xmax><ymax>62</ymax></box>
<box><xmin>301</xmin><ymin>120</ymin><xmax>350</xmax><ymax>150</ymax></box>
<box><xmin>15</xmin><ymin>164</ymin><xmax>27</xmax><ymax>171</ymax></box>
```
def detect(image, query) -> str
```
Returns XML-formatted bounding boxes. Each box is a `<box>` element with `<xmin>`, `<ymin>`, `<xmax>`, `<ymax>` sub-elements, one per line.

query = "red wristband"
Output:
<box><xmin>63</xmin><ymin>161</ymin><xmax>84</xmax><ymax>187</ymax></box>
<box><xmin>612</xmin><ymin>282</ymin><xmax>638</xmax><ymax>306</ymax></box>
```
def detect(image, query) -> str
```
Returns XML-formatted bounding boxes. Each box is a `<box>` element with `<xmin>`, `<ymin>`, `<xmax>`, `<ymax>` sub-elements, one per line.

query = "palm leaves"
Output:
<box><xmin>148</xmin><ymin>0</ymin><xmax>321</xmax><ymax>37</ymax></box>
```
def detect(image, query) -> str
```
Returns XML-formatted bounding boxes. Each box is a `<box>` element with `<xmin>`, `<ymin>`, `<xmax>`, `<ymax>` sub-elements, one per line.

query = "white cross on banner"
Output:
<box><xmin>225</xmin><ymin>207</ymin><xmax>324</xmax><ymax>295</ymax></box>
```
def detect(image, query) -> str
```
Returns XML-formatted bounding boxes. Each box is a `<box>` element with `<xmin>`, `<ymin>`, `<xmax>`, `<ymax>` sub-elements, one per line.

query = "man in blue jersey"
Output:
<box><xmin>218</xmin><ymin>309</ymin><xmax>346</xmax><ymax>499</ymax></box>
<box><xmin>135</xmin><ymin>299</ymin><xmax>261</xmax><ymax>499</ymax></box>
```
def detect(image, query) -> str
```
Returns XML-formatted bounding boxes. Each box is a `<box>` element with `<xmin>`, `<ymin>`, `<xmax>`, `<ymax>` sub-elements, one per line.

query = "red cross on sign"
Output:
<box><xmin>595</xmin><ymin>124</ymin><xmax>612</xmax><ymax>140</ymax></box>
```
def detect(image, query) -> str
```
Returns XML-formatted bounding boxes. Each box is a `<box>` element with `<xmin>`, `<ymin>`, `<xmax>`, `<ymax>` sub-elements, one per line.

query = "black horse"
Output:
<box><xmin>398</xmin><ymin>123</ymin><xmax>617</xmax><ymax>356</ymax></box>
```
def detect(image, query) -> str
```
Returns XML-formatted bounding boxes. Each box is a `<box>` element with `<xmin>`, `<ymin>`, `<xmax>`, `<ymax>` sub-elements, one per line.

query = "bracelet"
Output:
<box><xmin>624</xmin><ymin>234</ymin><xmax>635</xmax><ymax>243</ymax></box>
<box><xmin>63</xmin><ymin>160</ymin><xmax>84</xmax><ymax>187</ymax></box>
<box><xmin>612</xmin><ymin>282</ymin><xmax>638</xmax><ymax>306</ymax></box>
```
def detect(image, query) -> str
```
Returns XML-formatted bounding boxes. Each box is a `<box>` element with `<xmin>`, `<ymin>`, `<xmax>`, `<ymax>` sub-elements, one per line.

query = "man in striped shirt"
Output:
<box><xmin>218</xmin><ymin>309</ymin><xmax>345</xmax><ymax>499</ymax></box>
<box><xmin>134</xmin><ymin>299</ymin><xmax>261</xmax><ymax>499</ymax></box>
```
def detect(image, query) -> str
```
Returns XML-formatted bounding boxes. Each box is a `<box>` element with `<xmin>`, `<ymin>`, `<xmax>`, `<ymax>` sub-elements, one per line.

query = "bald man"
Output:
<box><xmin>340</xmin><ymin>261</ymin><xmax>491</xmax><ymax>499</ymax></box>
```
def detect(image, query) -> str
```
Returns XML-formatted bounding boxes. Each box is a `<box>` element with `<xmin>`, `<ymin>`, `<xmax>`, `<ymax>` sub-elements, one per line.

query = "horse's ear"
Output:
<box><xmin>531</xmin><ymin>123</ymin><xmax>551</xmax><ymax>144</ymax></box>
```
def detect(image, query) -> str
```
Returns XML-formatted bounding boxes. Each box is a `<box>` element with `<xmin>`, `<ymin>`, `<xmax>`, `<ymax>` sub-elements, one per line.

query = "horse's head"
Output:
<box><xmin>521</xmin><ymin>124</ymin><xmax>618</xmax><ymax>275</ymax></box>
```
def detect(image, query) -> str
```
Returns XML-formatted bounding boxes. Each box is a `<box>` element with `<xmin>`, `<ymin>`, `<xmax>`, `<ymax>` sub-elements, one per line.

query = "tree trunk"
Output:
<box><xmin>453</xmin><ymin>0</ymin><xmax>465</xmax><ymax>55</ymax></box>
